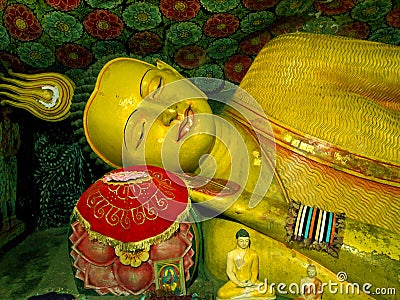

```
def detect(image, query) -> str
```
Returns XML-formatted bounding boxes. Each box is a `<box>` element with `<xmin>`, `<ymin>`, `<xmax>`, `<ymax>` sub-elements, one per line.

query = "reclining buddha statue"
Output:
<box><xmin>83</xmin><ymin>32</ymin><xmax>399</xmax><ymax>299</ymax></box>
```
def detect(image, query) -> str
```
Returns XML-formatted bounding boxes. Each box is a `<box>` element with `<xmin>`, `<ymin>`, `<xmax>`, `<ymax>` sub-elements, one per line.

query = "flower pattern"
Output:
<box><xmin>115</xmin><ymin>245</ymin><xmax>150</xmax><ymax>268</ymax></box>
<box><xmin>123</xmin><ymin>3</ymin><xmax>161</xmax><ymax>31</ymax></box>
<box><xmin>17</xmin><ymin>42</ymin><xmax>54</xmax><ymax>68</ymax></box>
<box><xmin>208</xmin><ymin>38</ymin><xmax>238</xmax><ymax>59</ymax></box>
<box><xmin>314</xmin><ymin>0</ymin><xmax>356</xmax><ymax>16</ymax></box>
<box><xmin>56</xmin><ymin>43</ymin><xmax>93</xmax><ymax>68</ymax></box>
<box><xmin>337</xmin><ymin>21</ymin><xmax>370</xmax><ymax>39</ymax></box>
<box><xmin>201</xmin><ymin>0</ymin><xmax>239</xmax><ymax>12</ymax></box>
<box><xmin>43</xmin><ymin>11</ymin><xmax>83</xmax><ymax>42</ymax></box>
<box><xmin>160</xmin><ymin>0</ymin><xmax>200</xmax><ymax>21</ymax></box>
<box><xmin>45</xmin><ymin>0</ymin><xmax>81</xmax><ymax>11</ymax></box>
<box><xmin>269</xmin><ymin>16</ymin><xmax>305</xmax><ymax>35</ymax></box>
<box><xmin>276</xmin><ymin>0</ymin><xmax>314</xmax><ymax>17</ymax></box>
<box><xmin>203</xmin><ymin>13</ymin><xmax>239</xmax><ymax>37</ymax></box>
<box><xmin>86</xmin><ymin>0</ymin><xmax>123</xmax><ymax>9</ymax></box>
<box><xmin>351</xmin><ymin>0</ymin><xmax>392</xmax><ymax>23</ymax></box>
<box><xmin>241</xmin><ymin>11</ymin><xmax>275</xmax><ymax>33</ymax></box>
<box><xmin>128</xmin><ymin>32</ymin><xmax>163</xmax><ymax>55</ymax></box>
<box><xmin>0</xmin><ymin>26</ymin><xmax>10</xmax><ymax>51</ymax></box>
<box><xmin>243</xmin><ymin>0</ymin><xmax>279</xmax><ymax>10</ymax></box>
<box><xmin>0</xmin><ymin>0</ymin><xmax>399</xmax><ymax>86</ymax></box>
<box><xmin>194</xmin><ymin>63</ymin><xmax>224</xmax><ymax>79</ymax></box>
<box><xmin>174</xmin><ymin>46</ymin><xmax>206</xmax><ymax>69</ymax></box>
<box><xmin>369</xmin><ymin>28</ymin><xmax>400</xmax><ymax>45</ymax></box>
<box><xmin>18</xmin><ymin>0</ymin><xmax>36</xmax><ymax>4</ymax></box>
<box><xmin>303</xmin><ymin>17</ymin><xmax>339</xmax><ymax>35</ymax></box>
<box><xmin>84</xmin><ymin>9</ymin><xmax>123</xmax><ymax>40</ymax></box>
<box><xmin>92</xmin><ymin>40</ymin><xmax>126</xmax><ymax>59</ymax></box>
<box><xmin>240</xmin><ymin>31</ymin><xmax>271</xmax><ymax>55</ymax></box>
<box><xmin>224</xmin><ymin>54</ymin><xmax>252</xmax><ymax>83</ymax></box>
<box><xmin>3</xmin><ymin>4</ymin><xmax>42</xmax><ymax>41</ymax></box>
<box><xmin>0</xmin><ymin>0</ymin><xmax>7</xmax><ymax>10</ymax></box>
<box><xmin>192</xmin><ymin>64</ymin><xmax>225</xmax><ymax>94</ymax></box>
<box><xmin>167</xmin><ymin>22</ymin><xmax>202</xmax><ymax>46</ymax></box>
<box><xmin>64</xmin><ymin>68</ymin><xmax>86</xmax><ymax>84</ymax></box>
<box><xmin>386</xmin><ymin>7</ymin><xmax>400</xmax><ymax>28</ymax></box>
<box><xmin>0</xmin><ymin>52</ymin><xmax>25</xmax><ymax>72</ymax></box>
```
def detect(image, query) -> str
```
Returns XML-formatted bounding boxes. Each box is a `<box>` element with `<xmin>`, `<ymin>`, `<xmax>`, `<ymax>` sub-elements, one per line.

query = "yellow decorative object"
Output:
<box><xmin>115</xmin><ymin>245</ymin><xmax>150</xmax><ymax>267</ymax></box>
<box><xmin>293</xmin><ymin>265</ymin><xmax>323</xmax><ymax>300</ymax></box>
<box><xmin>217</xmin><ymin>228</ymin><xmax>276</xmax><ymax>300</ymax></box>
<box><xmin>0</xmin><ymin>70</ymin><xmax>74</xmax><ymax>121</ymax></box>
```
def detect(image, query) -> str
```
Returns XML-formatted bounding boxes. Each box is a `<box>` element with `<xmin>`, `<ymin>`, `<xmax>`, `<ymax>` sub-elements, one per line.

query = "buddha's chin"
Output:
<box><xmin>176</xmin><ymin>137</ymin><xmax>215</xmax><ymax>173</ymax></box>
<box><xmin>177</xmin><ymin>152</ymin><xmax>206</xmax><ymax>174</ymax></box>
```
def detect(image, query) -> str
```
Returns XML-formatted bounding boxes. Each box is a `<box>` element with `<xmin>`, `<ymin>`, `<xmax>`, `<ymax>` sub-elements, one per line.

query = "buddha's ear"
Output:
<box><xmin>155</xmin><ymin>59</ymin><xmax>183</xmax><ymax>77</ymax></box>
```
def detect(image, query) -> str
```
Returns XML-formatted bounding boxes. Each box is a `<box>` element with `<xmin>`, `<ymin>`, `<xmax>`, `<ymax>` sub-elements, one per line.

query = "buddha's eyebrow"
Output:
<box><xmin>140</xmin><ymin>69</ymin><xmax>152</xmax><ymax>98</ymax></box>
<box><xmin>123</xmin><ymin>109</ymin><xmax>137</xmax><ymax>149</ymax></box>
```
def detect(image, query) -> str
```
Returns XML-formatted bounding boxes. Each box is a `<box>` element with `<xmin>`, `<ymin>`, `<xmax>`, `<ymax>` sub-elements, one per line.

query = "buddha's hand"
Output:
<box><xmin>237</xmin><ymin>280</ymin><xmax>253</xmax><ymax>287</ymax></box>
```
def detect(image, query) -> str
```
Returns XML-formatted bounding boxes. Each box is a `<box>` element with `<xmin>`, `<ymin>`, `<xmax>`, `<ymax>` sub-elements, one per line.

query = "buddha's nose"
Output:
<box><xmin>161</xmin><ymin>107</ymin><xmax>178</xmax><ymax>126</ymax></box>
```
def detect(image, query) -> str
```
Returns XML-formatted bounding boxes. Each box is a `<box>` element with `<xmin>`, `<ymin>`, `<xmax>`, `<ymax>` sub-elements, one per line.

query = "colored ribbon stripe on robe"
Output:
<box><xmin>293</xmin><ymin>204</ymin><xmax>337</xmax><ymax>245</ymax></box>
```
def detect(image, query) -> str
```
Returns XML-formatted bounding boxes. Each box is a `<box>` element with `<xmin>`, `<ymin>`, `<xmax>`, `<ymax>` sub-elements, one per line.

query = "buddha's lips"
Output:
<box><xmin>177</xmin><ymin>106</ymin><xmax>194</xmax><ymax>141</ymax></box>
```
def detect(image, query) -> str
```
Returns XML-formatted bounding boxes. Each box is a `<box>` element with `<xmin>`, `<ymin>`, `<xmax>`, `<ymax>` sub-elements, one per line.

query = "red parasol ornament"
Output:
<box><xmin>73</xmin><ymin>165</ymin><xmax>191</xmax><ymax>251</ymax></box>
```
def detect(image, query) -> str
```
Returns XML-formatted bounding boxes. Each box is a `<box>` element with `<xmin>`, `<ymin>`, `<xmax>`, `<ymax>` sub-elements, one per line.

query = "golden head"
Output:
<box><xmin>84</xmin><ymin>57</ymin><xmax>215</xmax><ymax>172</ymax></box>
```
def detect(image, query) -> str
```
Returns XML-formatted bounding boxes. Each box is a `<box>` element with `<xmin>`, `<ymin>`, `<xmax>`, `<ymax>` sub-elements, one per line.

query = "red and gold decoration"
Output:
<box><xmin>69</xmin><ymin>165</ymin><xmax>197</xmax><ymax>296</ymax></box>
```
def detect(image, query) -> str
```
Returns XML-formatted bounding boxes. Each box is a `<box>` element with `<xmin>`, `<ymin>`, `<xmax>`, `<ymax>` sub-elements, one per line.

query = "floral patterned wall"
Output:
<box><xmin>2</xmin><ymin>0</ymin><xmax>400</xmax><ymax>229</ymax></box>
<box><xmin>1</xmin><ymin>0</ymin><xmax>400</xmax><ymax>85</ymax></box>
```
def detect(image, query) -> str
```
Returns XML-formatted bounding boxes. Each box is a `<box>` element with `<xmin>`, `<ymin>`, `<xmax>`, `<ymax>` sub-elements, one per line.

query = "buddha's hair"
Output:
<box><xmin>236</xmin><ymin>228</ymin><xmax>250</xmax><ymax>239</ymax></box>
<box><xmin>307</xmin><ymin>264</ymin><xmax>316</xmax><ymax>271</ymax></box>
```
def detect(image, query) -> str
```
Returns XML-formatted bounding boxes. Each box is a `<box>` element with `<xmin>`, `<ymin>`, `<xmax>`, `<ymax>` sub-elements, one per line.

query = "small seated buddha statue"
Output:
<box><xmin>294</xmin><ymin>265</ymin><xmax>323</xmax><ymax>300</ymax></box>
<box><xmin>217</xmin><ymin>229</ymin><xmax>275</xmax><ymax>300</ymax></box>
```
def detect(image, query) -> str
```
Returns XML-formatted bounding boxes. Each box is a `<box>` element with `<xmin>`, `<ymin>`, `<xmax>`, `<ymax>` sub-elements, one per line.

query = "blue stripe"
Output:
<box><xmin>304</xmin><ymin>207</ymin><xmax>313</xmax><ymax>239</ymax></box>
<box><xmin>326</xmin><ymin>212</ymin><xmax>333</xmax><ymax>243</ymax></box>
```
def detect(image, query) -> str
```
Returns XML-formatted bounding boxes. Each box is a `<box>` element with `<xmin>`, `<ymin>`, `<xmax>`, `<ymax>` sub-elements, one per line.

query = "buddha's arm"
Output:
<box><xmin>316</xmin><ymin>279</ymin><xmax>323</xmax><ymax>297</ymax></box>
<box><xmin>226</xmin><ymin>252</ymin><xmax>241</xmax><ymax>286</ymax></box>
<box><xmin>299</xmin><ymin>278</ymin><xmax>307</xmax><ymax>298</ymax></box>
<box><xmin>250</xmin><ymin>252</ymin><xmax>259</xmax><ymax>284</ymax></box>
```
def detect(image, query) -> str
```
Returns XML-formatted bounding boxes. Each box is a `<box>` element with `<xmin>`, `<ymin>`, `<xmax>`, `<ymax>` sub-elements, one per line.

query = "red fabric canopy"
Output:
<box><xmin>74</xmin><ymin>165</ymin><xmax>190</xmax><ymax>250</ymax></box>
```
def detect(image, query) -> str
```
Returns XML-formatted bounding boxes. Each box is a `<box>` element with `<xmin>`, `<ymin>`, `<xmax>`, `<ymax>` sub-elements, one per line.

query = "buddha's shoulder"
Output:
<box><xmin>227</xmin><ymin>248</ymin><xmax>239</xmax><ymax>256</ymax></box>
<box><xmin>247</xmin><ymin>248</ymin><xmax>258</xmax><ymax>256</ymax></box>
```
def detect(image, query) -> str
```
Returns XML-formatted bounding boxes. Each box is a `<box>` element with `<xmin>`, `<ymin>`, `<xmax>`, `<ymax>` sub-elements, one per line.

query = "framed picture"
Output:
<box><xmin>154</xmin><ymin>257</ymin><xmax>186</xmax><ymax>296</ymax></box>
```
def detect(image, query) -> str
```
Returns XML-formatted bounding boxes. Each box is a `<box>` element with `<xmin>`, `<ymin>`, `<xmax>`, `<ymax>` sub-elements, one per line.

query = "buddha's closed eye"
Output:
<box><xmin>142</xmin><ymin>73</ymin><xmax>163</xmax><ymax>100</ymax></box>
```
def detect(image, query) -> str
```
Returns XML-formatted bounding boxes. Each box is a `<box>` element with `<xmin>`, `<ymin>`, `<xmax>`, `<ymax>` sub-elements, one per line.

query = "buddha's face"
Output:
<box><xmin>237</xmin><ymin>237</ymin><xmax>250</xmax><ymax>249</ymax></box>
<box><xmin>122</xmin><ymin>60</ymin><xmax>216</xmax><ymax>173</ymax></box>
<box><xmin>307</xmin><ymin>266</ymin><xmax>317</xmax><ymax>278</ymax></box>
<box><xmin>85</xmin><ymin>58</ymin><xmax>215</xmax><ymax>170</ymax></box>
